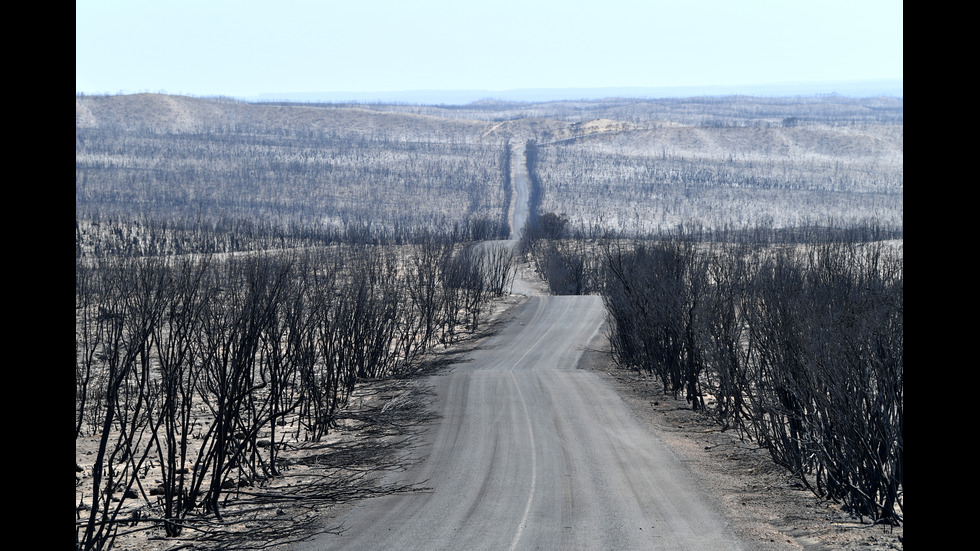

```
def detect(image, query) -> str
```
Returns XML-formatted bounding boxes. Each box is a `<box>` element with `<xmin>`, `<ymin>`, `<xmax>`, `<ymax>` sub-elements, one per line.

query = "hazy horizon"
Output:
<box><xmin>76</xmin><ymin>1</ymin><xmax>902</xmax><ymax>102</ymax></box>
<box><xmin>76</xmin><ymin>78</ymin><xmax>904</xmax><ymax>106</ymax></box>
<box><xmin>244</xmin><ymin>79</ymin><xmax>903</xmax><ymax>104</ymax></box>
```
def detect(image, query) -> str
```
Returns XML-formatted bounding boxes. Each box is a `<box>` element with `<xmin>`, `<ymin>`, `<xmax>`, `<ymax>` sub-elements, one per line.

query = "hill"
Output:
<box><xmin>76</xmin><ymin>93</ymin><xmax>902</xmax><ymax>255</ymax></box>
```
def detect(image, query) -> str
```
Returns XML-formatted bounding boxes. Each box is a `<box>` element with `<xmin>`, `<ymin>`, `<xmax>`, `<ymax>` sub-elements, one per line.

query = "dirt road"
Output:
<box><xmin>508</xmin><ymin>141</ymin><xmax>531</xmax><ymax>242</ymax></box>
<box><xmin>293</xmin><ymin>294</ymin><xmax>745</xmax><ymax>550</ymax></box>
<box><xmin>290</xmin><ymin>138</ymin><xmax>746</xmax><ymax>550</ymax></box>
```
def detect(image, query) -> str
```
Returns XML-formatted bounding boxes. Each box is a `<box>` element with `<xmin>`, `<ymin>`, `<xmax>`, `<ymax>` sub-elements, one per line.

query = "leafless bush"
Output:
<box><xmin>76</xmin><ymin>231</ymin><xmax>512</xmax><ymax>549</ymax></box>
<box><xmin>600</xmin><ymin>229</ymin><xmax>902</xmax><ymax>525</ymax></box>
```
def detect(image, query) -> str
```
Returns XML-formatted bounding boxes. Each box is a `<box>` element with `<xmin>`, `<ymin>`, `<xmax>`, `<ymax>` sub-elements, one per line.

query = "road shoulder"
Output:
<box><xmin>575</xmin><ymin>340</ymin><xmax>904</xmax><ymax>551</ymax></box>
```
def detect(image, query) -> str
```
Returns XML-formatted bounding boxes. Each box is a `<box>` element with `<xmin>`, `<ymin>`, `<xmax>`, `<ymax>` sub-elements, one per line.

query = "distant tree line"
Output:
<box><xmin>76</xmin><ymin>123</ymin><xmax>511</xmax><ymax>243</ymax></box>
<box><xmin>75</xmin><ymin>211</ymin><xmax>508</xmax><ymax>259</ymax></box>
<box><xmin>334</xmin><ymin>95</ymin><xmax>904</xmax><ymax>127</ymax></box>
<box><xmin>524</xmin><ymin>124</ymin><xmax>903</xmax><ymax>237</ymax></box>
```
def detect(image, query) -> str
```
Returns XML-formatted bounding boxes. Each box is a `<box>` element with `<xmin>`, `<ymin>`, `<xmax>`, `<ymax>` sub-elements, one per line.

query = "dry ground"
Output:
<box><xmin>77</xmin><ymin>290</ymin><xmax>902</xmax><ymax>550</ymax></box>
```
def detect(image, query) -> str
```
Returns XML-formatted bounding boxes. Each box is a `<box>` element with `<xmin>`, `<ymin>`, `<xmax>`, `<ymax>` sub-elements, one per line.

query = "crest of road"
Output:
<box><xmin>294</xmin><ymin>143</ymin><xmax>744</xmax><ymax>550</ymax></box>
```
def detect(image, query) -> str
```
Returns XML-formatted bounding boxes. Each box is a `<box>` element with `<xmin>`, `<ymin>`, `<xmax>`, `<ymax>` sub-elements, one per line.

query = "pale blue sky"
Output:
<box><xmin>76</xmin><ymin>0</ymin><xmax>903</xmax><ymax>100</ymax></box>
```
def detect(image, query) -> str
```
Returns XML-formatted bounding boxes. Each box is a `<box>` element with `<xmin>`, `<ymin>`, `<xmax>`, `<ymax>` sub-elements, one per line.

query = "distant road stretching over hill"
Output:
<box><xmin>294</xmin><ymin>149</ymin><xmax>744</xmax><ymax>549</ymax></box>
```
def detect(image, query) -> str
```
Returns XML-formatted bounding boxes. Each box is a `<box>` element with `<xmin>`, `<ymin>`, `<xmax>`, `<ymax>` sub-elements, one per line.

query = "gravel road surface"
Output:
<box><xmin>295</xmin><ymin>295</ymin><xmax>745</xmax><ymax>550</ymax></box>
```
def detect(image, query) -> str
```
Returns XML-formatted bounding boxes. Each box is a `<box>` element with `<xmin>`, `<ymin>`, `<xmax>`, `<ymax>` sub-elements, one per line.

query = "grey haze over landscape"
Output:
<box><xmin>250</xmin><ymin>79</ymin><xmax>903</xmax><ymax>105</ymax></box>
